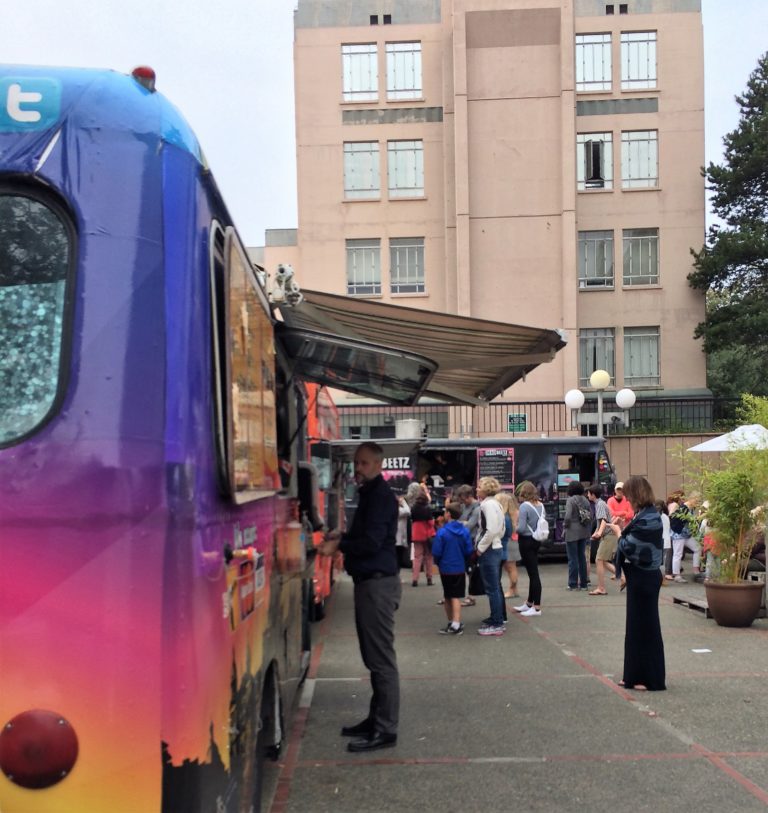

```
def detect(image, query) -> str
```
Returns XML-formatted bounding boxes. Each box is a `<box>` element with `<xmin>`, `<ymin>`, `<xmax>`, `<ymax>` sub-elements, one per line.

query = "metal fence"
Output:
<box><xmin>338</xmin><ymin>398</ymin><xmax>740</xmax><ymax>439</ymax></box>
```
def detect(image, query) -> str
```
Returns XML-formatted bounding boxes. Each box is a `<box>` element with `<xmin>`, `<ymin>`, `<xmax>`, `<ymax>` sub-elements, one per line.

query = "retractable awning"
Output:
<box><xmin>276</xmin><ymin>289</ymin><xmax>566</xmax><ymax>406</ymax></box>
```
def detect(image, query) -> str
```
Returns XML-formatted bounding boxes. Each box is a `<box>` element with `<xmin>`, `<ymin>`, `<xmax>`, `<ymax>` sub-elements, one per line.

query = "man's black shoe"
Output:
<box><xmin>340</xmin><ymin>719</ymin><xmax>374</xmax><ymax>737</ymax></box>
<box><xmin>347</xmin><ymin>732</ymin><xmax>397</xmax><ymax>753</ymax></box>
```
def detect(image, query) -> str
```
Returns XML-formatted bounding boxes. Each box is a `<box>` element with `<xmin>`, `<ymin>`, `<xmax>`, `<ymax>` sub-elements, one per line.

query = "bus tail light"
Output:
<box><xmin>0</xmin><ymin>709</ymin><xmax>79</xmax><ymax>789</ymax></box>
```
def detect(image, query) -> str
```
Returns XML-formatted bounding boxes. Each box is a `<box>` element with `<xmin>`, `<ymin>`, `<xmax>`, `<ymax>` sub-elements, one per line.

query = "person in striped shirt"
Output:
<box><xmin>587</xmin><ymin>484</ymin><xmax>621</xmax><ymax>596</ymax></box>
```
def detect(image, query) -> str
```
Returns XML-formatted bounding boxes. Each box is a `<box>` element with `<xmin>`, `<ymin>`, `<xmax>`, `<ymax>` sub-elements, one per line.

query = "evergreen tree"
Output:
<box><xmin>689</xmin><ymin>53</ymin><xmax>768</xmax><ymax>398</ymax></box>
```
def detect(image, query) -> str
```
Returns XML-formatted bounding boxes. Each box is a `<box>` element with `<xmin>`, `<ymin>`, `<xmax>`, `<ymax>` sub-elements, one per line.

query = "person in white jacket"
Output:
<box><xmin>475</xmin><ymin>476</ymin><xmax>506</xmax><ymax>636</ymax></box>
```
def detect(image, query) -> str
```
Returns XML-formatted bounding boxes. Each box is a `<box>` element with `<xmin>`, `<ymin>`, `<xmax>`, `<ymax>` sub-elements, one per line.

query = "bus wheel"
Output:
<box><xmin>253</xmin><ymin>676</ymin><xmax>282</xmax><ymax>811</ymax></box>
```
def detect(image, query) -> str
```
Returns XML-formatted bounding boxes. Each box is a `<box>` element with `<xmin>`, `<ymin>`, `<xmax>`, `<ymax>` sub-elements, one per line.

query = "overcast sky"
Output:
<box><xmin>2</xmin><ymin>1</ymin><xmax>766</xmax><ymax>246</ymax></box>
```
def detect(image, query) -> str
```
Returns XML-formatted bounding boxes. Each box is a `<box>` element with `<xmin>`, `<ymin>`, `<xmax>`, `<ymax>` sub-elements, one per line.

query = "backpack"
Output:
<box><xmin>527</xmin><ymin>503</ymin><xmax>550</xmax><ymax>542</ymax></box>
<box><xmin>577</xmin><ymin>502</ymin><xmax>592</xmax><ymax>525</ymax></box>
<box><xmin>670</xmin><ymin>504</ymin><xmax>693</xmax><ymax>537</ymax></box>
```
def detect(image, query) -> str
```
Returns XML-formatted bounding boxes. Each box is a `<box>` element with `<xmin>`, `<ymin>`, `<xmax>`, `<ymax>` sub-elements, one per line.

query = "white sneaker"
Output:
<box><xmin>513</xmin><ymin>603</ymin><xmax>531</xmax><ymax>613</ymax></box>
<box><xmin>521</xmin><ymin>606</ymin><xmax>541</xmax><ymax>617</ymax></box>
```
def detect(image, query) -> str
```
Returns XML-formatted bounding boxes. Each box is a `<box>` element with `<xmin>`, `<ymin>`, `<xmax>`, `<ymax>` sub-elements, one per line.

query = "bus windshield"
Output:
<box><xmin>0</xmin><ymin>190</ymin><xmax>72</xmax><ymax>445</ymax></box>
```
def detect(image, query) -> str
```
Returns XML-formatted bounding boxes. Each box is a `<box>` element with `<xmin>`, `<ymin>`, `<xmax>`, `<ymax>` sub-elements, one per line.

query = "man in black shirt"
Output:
<box><xmin>320</xmin><ymin>441</ymin><xmax>401</xmax><ymax>752</ymax></box>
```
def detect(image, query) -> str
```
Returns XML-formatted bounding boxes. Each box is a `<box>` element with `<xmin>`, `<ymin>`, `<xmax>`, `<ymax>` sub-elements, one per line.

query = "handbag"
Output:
<box><xmin>468</xmin><ymin>561</ymin><xmax>485</xmax><ymax>596</ymax></box>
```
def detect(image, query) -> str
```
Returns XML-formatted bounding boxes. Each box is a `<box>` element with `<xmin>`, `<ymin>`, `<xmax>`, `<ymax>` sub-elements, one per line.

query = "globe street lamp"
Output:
<box><xmin>615</xmin><ymin>388</ymin><xmax>637</xmax><ymax>411</ymax></box>
<box><xmin>564</xmin><ymin>372</ymin><xmax>636</xmax><ymax>436</ymax></box>
<box><xmin>564</xmin><ymin>388</ymin><xmax>585</xmax><ymax>430</ymax></box>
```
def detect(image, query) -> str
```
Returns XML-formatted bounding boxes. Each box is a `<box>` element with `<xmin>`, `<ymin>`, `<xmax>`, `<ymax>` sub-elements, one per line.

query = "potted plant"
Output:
<box><xmin>699</xmin><ymin>398</ymin><xmax>768</xmax><ymax>627</ymax></box>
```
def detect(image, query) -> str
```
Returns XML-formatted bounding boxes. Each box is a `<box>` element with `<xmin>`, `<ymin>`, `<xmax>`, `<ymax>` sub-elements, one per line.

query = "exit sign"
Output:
<box><xmin>507</xmin><ymin>413</ymin><xmax>528</xmax><ymax>433</ymax></box>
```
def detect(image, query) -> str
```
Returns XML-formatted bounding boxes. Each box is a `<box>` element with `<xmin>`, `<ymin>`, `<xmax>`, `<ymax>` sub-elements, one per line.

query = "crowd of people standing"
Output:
<box><xmin>326</xmin><ymin>443</ymin><xmax>766</xmax><ymax>756</ymax></box>
<box><xmin>401</xmin><ymin>473</ymin><xmax>678</xmax><ymax>691</ymax></box>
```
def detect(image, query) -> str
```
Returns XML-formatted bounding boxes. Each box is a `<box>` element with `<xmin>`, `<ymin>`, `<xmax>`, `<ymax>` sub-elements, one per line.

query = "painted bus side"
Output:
<box><xmin>0</xmin><ymin>66</ymin><xmax>311</xmax><ymax>812</ymax></box>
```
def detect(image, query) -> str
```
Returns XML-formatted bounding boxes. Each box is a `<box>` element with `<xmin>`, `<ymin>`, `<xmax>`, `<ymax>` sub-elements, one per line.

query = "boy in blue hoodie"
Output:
<box><xmin>432</xmin><ymin>502</ymin><xmax>474</xmax><ymax>635</ymax></box>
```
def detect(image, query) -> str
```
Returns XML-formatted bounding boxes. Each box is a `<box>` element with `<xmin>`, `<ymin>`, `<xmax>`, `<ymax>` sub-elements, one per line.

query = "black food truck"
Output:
<box><xmin>414</xmin><ymin>437</ymin><xmax>615</xmax><ymax>557</ymax></box>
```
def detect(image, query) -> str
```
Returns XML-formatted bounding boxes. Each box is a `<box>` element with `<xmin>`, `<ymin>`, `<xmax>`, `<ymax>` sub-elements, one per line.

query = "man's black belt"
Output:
<box><xmin>352</xmin><ymin>571</ymin><xmax>396</xmax><ymax>584</ymax></box>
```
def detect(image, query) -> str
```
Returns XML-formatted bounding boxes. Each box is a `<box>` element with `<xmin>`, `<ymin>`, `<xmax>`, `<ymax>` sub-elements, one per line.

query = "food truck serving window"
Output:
<box><xmin>210</xmin><ymin>225</ymin><xmax>280</xmax><ymax>501</ymax></box>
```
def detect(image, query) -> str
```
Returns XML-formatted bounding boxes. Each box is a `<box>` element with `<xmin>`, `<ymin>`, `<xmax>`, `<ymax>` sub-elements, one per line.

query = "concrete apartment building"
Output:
<box><xmin>263</xmin><ymin>0</ymin><xmax>708</xmax><ymax>412</ymax></box>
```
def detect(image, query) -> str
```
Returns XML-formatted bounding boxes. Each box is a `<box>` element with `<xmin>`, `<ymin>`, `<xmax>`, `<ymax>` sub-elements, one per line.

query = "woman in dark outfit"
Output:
<box><xmin>615</xmin><ymin>476</ymin><xmax>666</xmax><ymax>691</ymax></box>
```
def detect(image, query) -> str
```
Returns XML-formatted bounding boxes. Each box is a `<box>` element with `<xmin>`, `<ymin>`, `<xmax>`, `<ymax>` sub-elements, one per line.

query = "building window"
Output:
<box><xmin>342</xmin><ymin>43</ymin><xmax>378</xmax><ymax>102</ymax></box>
<box><xmin>343</xmin><ymin>142</ymin><xmax>380</xmax><ymax>199</ymax></box>
<box><xmin>622</xmin><ymin>228</ymin><xmax>659</xmax><ymax>285</ymax></box>
<box><xmin>621</xmin><ymin>130</ymin><xmax>658</xmax><ymax>188</ymax></box>
<box><xmin>390</xmin><ymin>237</ymin><xmax>425</xmax><ymax>294</ymax></box>
<box><xmin>624</xmin><ymin>326</ymin><xmax>660</xmax><ymax>386</ymax></box>
<box><xmin>346</xmin><ymin>239</ymin><xmax>381</xmax><ymax>296</ymax></box>
<box><xmin>575</xmin><ymin>34</ymin><xmax>612</xmax><ymax>92</ymax></box>
<box><xmin>578</xmin><ymin>230</ymin><xmax>614</xmax><ymax>288</ymax></box>
<box><xmin>579</xmin><ymin>328</ymin><xmax>615</xmax><ymax>387</ymax></box>
<box><xmin>577</xmin><ymin>132</ymin><xmax>613</xmax><ymax>190</ymax></box>
<box><xmin>386</xmin><ymin>42</ymin><xmax>422</xmax><ymax>100</ymax></box>
<box><xmin>387</xmin><ymin>140</ymin><xmax>424</xmax><ymax>197</ymax></box>
<box><xmin>621</xmin><ymin>31</ymin><xmax>657</xmax><ymax>90</ymax></box>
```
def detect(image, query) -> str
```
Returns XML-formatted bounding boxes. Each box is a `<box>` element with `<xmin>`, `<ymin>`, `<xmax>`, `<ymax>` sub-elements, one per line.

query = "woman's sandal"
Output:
<box><xmin>588</xmin><ymin>588</ymin><xmax>607</xmax><ymax>596</ymax></box>
<box><xmin>461</xmin><ymin>597</ymin><xmax>476</xmax><ymax>607</ymax></box>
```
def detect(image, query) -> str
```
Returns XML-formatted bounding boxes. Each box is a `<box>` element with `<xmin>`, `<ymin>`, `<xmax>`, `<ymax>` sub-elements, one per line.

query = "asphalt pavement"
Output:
<box><xmin>270</xmin><ymin>563</ymin><xmax>768</xmax><ymax>813</ymax></box>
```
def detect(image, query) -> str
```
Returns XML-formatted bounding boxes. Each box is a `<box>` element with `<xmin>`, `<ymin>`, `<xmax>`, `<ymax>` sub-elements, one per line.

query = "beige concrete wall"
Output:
<box><xmin>261</xmin><ymin>243</ymin><xmax>300</xmax><ymax>279</ymax></box>
<box><xmin>606</xmin><ymin>433</ymin><xmax>720</xmax><ymax>504</ymax></box>
<box><xmin>286</xmin><ymin>0</ymin><xmax>707</xmax><ymax>404</ymax></box>
<box><xmin>574</xmin><ymin>7</ymin><xmax>707</xmax><ymax>394</ymax></box>
<box><xmin>293</xmin><ymin>18</ymin><xmax>448</xmax><ymax>306</ymax></box>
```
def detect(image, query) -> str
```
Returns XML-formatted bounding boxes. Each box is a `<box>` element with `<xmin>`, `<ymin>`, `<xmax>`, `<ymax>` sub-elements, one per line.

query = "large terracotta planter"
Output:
<box><xmin>704</xmin><ymin>580</ymin><xmax>764</xmax><ymax>627</ymax></box>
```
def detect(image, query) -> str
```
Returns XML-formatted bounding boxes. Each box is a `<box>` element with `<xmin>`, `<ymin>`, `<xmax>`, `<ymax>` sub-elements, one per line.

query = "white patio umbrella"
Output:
<box><xmin>687</xmin><ymin>424</ymin><xmax>768</xmax><ymax>452</ymax></box>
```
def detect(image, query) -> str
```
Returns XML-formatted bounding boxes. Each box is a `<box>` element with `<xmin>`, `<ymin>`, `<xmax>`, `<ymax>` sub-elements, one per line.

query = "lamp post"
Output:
<box><xmin>589</xmin><ymin>369</ymin><xmax>611</xmax><ymax>437</ymax></box>
<box><xmin>564</xmin><ymin>371</ymin><xmax>636</xmax><ymax>436</ymax></box>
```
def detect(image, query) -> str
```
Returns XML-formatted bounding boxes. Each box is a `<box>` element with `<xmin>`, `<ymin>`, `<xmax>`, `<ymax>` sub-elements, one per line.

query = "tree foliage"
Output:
<box><xmin>707</xmin><ymin>345</ymin><xmax>768</xmax><ymax>398</ymax></box>
<box><xmin>689</xmin><ymin>53</ymin><xmax>768</xmax><ymax>397</ymax></box>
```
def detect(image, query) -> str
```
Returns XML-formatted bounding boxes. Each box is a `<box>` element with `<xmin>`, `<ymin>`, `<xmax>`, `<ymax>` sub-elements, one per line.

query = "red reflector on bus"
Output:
<box><xmin>131</xmin><ymin>65</ymin><xmax>156</xmax><ymax>92</ymax></box>
<box><xmin>0</xmin><ymin>709</ymin><xmax>79</xmax><ymax>789</ymax></box>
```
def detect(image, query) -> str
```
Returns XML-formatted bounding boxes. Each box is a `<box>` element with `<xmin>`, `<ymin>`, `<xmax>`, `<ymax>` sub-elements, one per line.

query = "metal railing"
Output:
<box><xmin>338</xmin><ymin>398</ymin><xmax>740</xmax><ymax>439</ymax></box>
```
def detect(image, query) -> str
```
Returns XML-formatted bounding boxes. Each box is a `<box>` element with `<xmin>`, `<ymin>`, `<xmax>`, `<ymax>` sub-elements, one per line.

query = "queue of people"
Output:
<box><xmin>417</xmin><ymin>471</ymin><xmax>670</xmax><ymax>692</ymax></box>
<box><xmin>326</xmin><ymin>444</ymin><xmax>708</xmax><ymax>755</ymax></box>
<box><xmin>397</xmin><ymin>475</ymin><xmax>638</xmax><ymax>631</ymax></box>
<box><xmin>323</xmin><ymin>441</ymin><xmax>768</xmax><ymax>755</ymax></box>
<box><xmin>398</xmin><ymin>470</ymin><xmax>679</xmax><ymax>698</ymax></box>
